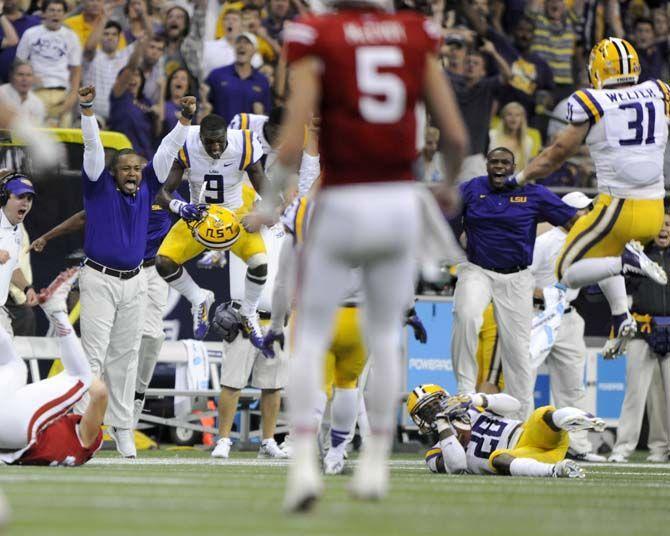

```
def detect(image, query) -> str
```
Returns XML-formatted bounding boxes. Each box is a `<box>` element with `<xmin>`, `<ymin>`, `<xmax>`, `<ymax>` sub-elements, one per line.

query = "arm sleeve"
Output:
<box><xmin>438</xmin><ymin>435</ymin><xmax>468</xmax><ymax>474</ymax></box>
<box><xmin>229</xmin><ymin>114</ymin><xmax>241</xmax><ymax>129</ymax></box>
<box><xmin>240</xmin><ymin>131</ymin><xmax>264</xmax><ymax>170</ymax></box>
<box><xmin>482</xmin><ymin>393</ymin><xmax>521</xmax><ymax>416</ymax></box>
<box><xmin>270</xmin><ymin>235</ymin><xmax>296</xmax><ymax>332</ymax></box>
<box><xmin>538</xmin><ymin>187</ymin><xmax>578</xmax><ymax>227</ymax></box>
<box><xmin>81</xmin><ymin>114</ymin><xmax>106</xmax><ymax>181</ymax></box>
<box><xmin>283</xmin><ymin>19</ymin><xmax>319</xmax><ymax>64</ymax></box>
<box><xmin>68</xmin><ymin>31</ymin><xmax>82</xmax><ymax>67</ymax></box>
<box><xmin>566</xmin><ymin>89</ymin><xmax>603</xmax><ymax>125</ymax></box>
<box><xmin>297</xmin><ymin>152</ymin><xmax>320</xmax><ymax>196</ymax></box>
<box><xmin>152</xmin><ymin>122</ymin><xmax>189</xmax><ymax>183</ymax></box>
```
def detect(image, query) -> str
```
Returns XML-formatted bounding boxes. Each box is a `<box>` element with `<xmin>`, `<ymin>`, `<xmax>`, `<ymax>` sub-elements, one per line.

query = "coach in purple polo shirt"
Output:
<box><xmin>205</xmin><ymin>32</ymin><xmax>271</xmax><ymax>124</ymax></box>
<box><xmin>0</xmin><ymin>0</ymin><xmax>38</xmax><ymax>83</ymax></box>
<box><xmin>451</xmin><ymin>147</ymin><xmax>580</xmax><ymax>421</ymax></box>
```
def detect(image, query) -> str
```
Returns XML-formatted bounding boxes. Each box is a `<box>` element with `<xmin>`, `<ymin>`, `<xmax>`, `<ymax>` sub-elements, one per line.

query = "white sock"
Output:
<box><xmin>562</xmin><ymin>257</ymin><xmax>622</xmax><ymax>289</ymax></box>
<box><xmin>53</xmin><ymin>311</ymin><xmax>92</xmax><ymax>385</ymax></box>
<box><xmin>551</xmin><ymin>407</ymin><xmax>585</xmax><ymax>430</ymax></box>
<box><xmin>166</xmin><ymin>268</ymin><xmax>203</xmax><ymax>305</ymax></box>
<box><xmin>314</xmin><ymin>390</ymin><xmax>328</xmax><ymax>428</ymax></box>
<box><xmin>330</xmin><ymin>387</ymin><xmax>358</xmax><ymax>451</ymax></box>
<box><xmin>240</xmin><ymin>275</ymin><xmax>264</xmax><ymax>317</ymax></box>
<box><xmin>356</xmin><ymin>393</ymin><xmax>370</xmax><ymax>441</ymax></box>
<box><xmin>597</xmin><ymin>275</ymin><xmax>629</xmax><ymax>315</ymax></box>
<box><xmin>509</xmin><ymin>458</ymin><xmax>555</xmax><ymax>477</ymax></box>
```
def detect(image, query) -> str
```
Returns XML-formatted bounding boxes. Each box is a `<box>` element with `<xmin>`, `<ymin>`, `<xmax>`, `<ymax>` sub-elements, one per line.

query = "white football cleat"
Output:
<box><xmin>211</xmin><ymin>437</ymin><xmax>232</xmax><ymax>459</ymax></box>
<box><xmin>283</xmin><ymin>438</ymin><xmax>323</xmax><ymax>513</ymax></box>
<box><xmin>552</xmin><ymin>459</ymin><xmax>585</xmax><ymax>478</ymax></box>
<box><xmin>608</xmin><ymin>453</ymin><xmax>628</xmax><ymax>463</ymax></box>
<box><xmin>621</xmin><ymin>240</ymin><xmax>668</xmax><ymax>285</ymax></box>
<box><xmin>38</xmin><ymin>267</ymin><xmax>79</xmax><ymax>317</ymax></box>
<box><xmin>323</xmin><ymin>449</ymin><xmax>346</xmax><ymax>475</ymax></box>
<box><xmin>258</xmin><ymin>438</ymin><xmax>288</xmax><ymax>459</ymax></box>
<box><xmin>568</xmin><ymin>451</ymin><xmax>607</xmax><ymax>463</ymax></box>
<box><xmin>602</xmin><ymin>312</ymin><xmax>636</xmax><ymax>360</ymax></box>
<box><xmin>107</xmin><ymin>426</ymin><xmax>136</xmax><ymax>459</ymax></box>
<box><xmin>555</xmin><ymin>412</ymin><xmax>606</xmax><ymax>433</ymax></box>
<box><xmin>279</xmin><ymin>435</ymin><xmax>293</xmax><ymax>458</ymax></box>
<box><xmin>192</xmin><ymin>290</ymin><xmax>215</xmax><ymax>340</ymax></box>
<box><xmin>646</xmin><ymin>452</ymin><xmax>669</xmax><ymax>463</ymax></box>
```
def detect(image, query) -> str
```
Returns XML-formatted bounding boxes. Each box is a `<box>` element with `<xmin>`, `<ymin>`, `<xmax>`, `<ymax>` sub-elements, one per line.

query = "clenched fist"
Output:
<box><xmin>179</xmin><ymin>96</ymin><xmax>197</xmax><ymax>123</ymax></box>
<box><xmin>79</xmin><ymin>86</ymin><xmax>96</xmax><ymax>104</ymax></box>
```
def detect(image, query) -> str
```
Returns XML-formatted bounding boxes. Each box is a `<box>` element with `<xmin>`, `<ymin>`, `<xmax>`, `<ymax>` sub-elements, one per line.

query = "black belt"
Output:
<box><xmin>482</xmin><ymin>265</ymin><xmax>528</xmax><ymax>274</ymax></box>
<box><xmin>341</xmin><ymin>302</ymin><xmax>359</xmax><ymax>308</ymax></box>
<box><xmin>142</xmin><ymin>258</ymin><xmax>156</xmax><ymax>268</ymax></box>
<box><xmin>84</xmin><ymin>259</ymin><xmax>141</xmax><ymax>280</ymax></box>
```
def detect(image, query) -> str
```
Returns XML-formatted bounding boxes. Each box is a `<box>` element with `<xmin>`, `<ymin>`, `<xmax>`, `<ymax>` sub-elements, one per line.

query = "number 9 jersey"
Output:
<box><xmin>178</xmin><ymin>126</ymin><xmax>264</xmax><ymax>210</ymax></box>
<box><xmin>283</xmin><ymin>9</ymin><xmax>441</xmax><ymax>187</ymax></box>
<box><xmin>566</xmin><ymin>80</ymin><xmax>670</xmax><ymax>199</ymax></box>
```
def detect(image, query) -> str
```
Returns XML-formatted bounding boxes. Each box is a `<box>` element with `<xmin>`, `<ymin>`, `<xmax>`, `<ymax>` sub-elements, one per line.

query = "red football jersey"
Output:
<box><xmin>15</xmin><ymin>414</ymin><xmax>103</xmax><ymax>466</ymax></box>
<box><xmin>284</xmin><ymin>8</ymin><xmax>441</xmax><ymax>187</ymax></box>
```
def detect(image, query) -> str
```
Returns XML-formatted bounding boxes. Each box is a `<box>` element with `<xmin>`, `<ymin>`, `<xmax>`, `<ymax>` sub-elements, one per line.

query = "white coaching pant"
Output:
<box><xmin>452</xmin><ymin>262</ymin><xmax>534</xmax><ymax>420</ymax></box>
<box><xmin>611</xmin><ymin>338</ymin><xmax>670</xmax><ymax>459</ymax></box>
<box><xmin>79</xmin><ymin>265</ymin><xmax>147</xmax><ymax>428</ymax></box>
<box><xmin>289</xmin><ymin>183</ymin><xmax>420</xmax><ymax>435</ymax></box>
<box><xmin>136</xmin><ymin>266</ymin><xmax>168</xmax><ymax>394</ymax></box>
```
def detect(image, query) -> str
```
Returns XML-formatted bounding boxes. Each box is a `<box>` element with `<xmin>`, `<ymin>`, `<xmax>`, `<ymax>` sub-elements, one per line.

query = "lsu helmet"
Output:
<box><xmin>187</xmin><ymin>205</ymin><xmax>241</xmax><ymax>251</ymax></box>
<box><xmin>588</xmin><ymin>37</ymin><xmax>640</xmax><ymax>90</ymax></box>
<box><xmin>407</xmin><ymin>384</ymin><xmax>449</xmax><ymax>433</ymax></box>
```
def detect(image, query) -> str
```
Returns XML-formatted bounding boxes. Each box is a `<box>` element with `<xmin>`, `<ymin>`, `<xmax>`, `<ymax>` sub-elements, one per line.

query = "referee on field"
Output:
<box><xmin>451</xmin><ymin>147</ymin><xmax>579</xmax><ymax>420</ymax></box>
<box><xmin>77</xmin><ymin>85</ymin><xmax>196</xmax><ymax>457</ymax></box>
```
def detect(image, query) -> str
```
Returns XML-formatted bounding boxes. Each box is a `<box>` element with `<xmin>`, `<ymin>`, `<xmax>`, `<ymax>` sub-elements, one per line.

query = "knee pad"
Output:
<box><xmin>156</xmin><ymin>256</ymin><xmax>182</xmax><ymax>281</ymax></box>
<box><xmin>246</xmin><ymin>253</ymin><xmax>268</xmax><ymax>271</ymax></box>
<box><xmin>246</xmin><ymin>255</ymin><xmax>268</xmax><ymax>284</ymax></box>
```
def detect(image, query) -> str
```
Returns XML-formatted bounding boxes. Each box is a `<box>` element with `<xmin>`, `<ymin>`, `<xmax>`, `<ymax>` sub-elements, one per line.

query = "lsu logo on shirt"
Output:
<box><xmin>510</xmin><ymin>196</ymin><xmax>527</xmax><ymax>203</ymax></box>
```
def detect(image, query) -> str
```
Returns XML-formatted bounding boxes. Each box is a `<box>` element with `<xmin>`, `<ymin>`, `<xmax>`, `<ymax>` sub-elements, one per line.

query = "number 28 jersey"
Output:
<box><xmin>178</xmin><ymin>126</ymin><xmax>263</xmax><ymax>210</ymax></box>
<box><xmin>283</xmin><ymin>9</ymin><xmax>441</xmax><ymax>187</ymax></box>
<box><xmin>566</xmin><ymin>80</ymin><xmax>670</xmax><ymax>199</ymax></box>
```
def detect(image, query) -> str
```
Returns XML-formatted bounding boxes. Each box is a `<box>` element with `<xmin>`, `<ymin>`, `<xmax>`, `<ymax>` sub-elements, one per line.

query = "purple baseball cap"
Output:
<box><xmin>6</xmin><ymin>177</ymin><xmax>36</xmax><ymax>197</ymax></box>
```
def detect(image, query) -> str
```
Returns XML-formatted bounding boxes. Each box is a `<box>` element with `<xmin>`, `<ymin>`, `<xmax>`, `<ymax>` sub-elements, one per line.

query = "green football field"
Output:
<box><xmin>1</xmin><ymin>450</ymin><xmax>669</xmax><ymax>536</ymax></box>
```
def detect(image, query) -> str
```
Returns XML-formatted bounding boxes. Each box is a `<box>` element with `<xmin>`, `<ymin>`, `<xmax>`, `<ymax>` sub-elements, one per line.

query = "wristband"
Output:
<box><xmin>180</xmin><ymin>108</ymin><xmax>194</xmax><ymax>120</ymax></box>
<box><xmin>169</xmin><ymin>198</ymin><xmax>186</xmax><ymax>215</ymax></box>
<box><xmin>23</xmin><ymin>284</ymin><xmax>33</xmax><ymax>294</ymax></box>
<box><xmin>79</xmin><ymin>102</ymin><xmax>94</xmax><ymax>109</ymax></box>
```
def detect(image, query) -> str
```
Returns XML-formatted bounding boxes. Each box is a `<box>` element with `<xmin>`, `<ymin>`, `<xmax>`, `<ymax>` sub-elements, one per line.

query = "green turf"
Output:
<box><xmin>2</xmin><ymin>451</ymin><xmax>669</xmax><ymax>536</ymax></box>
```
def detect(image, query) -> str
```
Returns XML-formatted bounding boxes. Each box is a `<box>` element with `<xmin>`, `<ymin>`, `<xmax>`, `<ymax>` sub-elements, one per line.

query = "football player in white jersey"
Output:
<box><xmin>155</xmin><ymin>114</ymin><xmax>273</xmax><ymax>346</ymax></box>
<box><xmin>512</xmin><ymin>37</ymin><xmax>669</xmax><ymax>359</ymax></box>
<box><xmin>408</xmin><ymin>385</ymin><xmax>606</xmax><ymax>477</ymax></box>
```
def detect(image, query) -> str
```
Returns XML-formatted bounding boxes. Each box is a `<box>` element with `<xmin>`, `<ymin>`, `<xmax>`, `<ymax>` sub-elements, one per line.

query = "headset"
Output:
<box><xmin>0</xmin><ymin>171</ymin><xmax>31</xmax><ymax>206</ymax></box>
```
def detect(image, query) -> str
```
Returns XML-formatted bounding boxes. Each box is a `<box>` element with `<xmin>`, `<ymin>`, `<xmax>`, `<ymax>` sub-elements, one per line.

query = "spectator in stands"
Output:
<box><xmin>140</xmin><ymin>32</ymin><xmax>166</xmax><ymax>104</ymax></box>
<box><xmin>163</xmin><ymin>0</ymin><xmax>205</xmax><ymax>87</ymax></box>
<box><xmin>65</xmin><ymin>0</ymin><xmax>123</xmax><ymax>49</ymax></box>
<box><xmin>262</xmin><ymin>0</ymin><xmax>292</xmax><ymax>42</ymax></box>
<box><xmin>242</xmin><ymin>5</ymin><xmax>280</xmax><ymax>64</ymax></box>
<box><xmin>0</xmin><ymin>0</ymin><xmax>39</xmax><ymax>83</ymax></box>
<box><xmin>489</xmin><ymin>102</ymin><xmax>541</xmax><ymax>170</ymax></box>
<box><xmin>653</xmin><ymin>7</ymin><xmax>668</xmax><ymax>43</ymax></box>
<box><xmin>123</xmin><ymin>0</ymin><xmax>157</xmax><ymax>45</ymax></box>
<box><xmin>149</xmin><ymin>0</ymin><xmax>166</xmax><ymax>30</ymax></box>
<box><xmin>442</xmin><ymin>32</ymin><xmax>467</xmax><ymax>75</ymax></box>
<box><xmin>206</xmin><ymin>32</ymin><xmax>271</xmax><ymax>124</ymax></box>
<box><xmin>527</xmin><ymin>0</ymin><xmax>581</xmax><ymax>102</ymax></box>
<box><xmin>83</xmin><ymin>19</ymin><xmax>138</xmax><ymax>125</ymax></box>
<box><xmin>415</xmin><ymin>126</ymin><xmax>445</xmax><ymax>183</ymax></box>
<box><xmin>631</xmin><ymin>17</ymin><xmax>668</xmax><ymax>82</ymax></box>
<box><xmin>448</xmin><ymin>39</ymin><xmax>512</xmax><ymax>182</ymax></box>
<box><xmin>162</xmin><ymin>66</ymin><xmax>192</xmax><ymax>134</ymax></box>
<box><xmin>0</xmin><ymin>60</ymin><xmax>45</xmax><ymax>124</ymax></box>
<box><xmin>16</xmin><ymin>0</ymin><xmax>82</xmax><ymax>127</ymax></box>
<box><xmin>108</xmin><ymin>39</ymin><xmax>157</xmax><ymax>159</ymax></box>
<box><xmin>202</xmin><ymin>9</ymin><xmax>244</xmax><ymax>78</ymax></box>
<box><xmin>460</xmin><ymin>1</ymin><xmax>555</xmax><ymax>125</ymax></box>
<box><xmin>609</xmin><ymin>211</ymin><xmax>670</xmax><ymax>464</ymax></box>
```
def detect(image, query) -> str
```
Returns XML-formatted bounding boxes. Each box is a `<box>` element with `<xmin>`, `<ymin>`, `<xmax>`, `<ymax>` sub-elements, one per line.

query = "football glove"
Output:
<box><xmin>436</xmin><ymin>394</ymin><xmax>472</xmax><ymax>421</ymax></box>
<box><xmin>405</xmin><ymin>307</ymin><xmax>427</xmax><ymax>344</ymax></box>
<box><xmin>169</xmin><ymin>199</ymin><xmax>204</xmax><ymax>221</ymax></box>
<box><xmin>261</xmin><ymin>330</ymin><xmax>284</xmax><ymax>359</ymax></box>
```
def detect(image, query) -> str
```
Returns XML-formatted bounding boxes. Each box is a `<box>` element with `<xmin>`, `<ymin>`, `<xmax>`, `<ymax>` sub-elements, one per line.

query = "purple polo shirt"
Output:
<box><xmin>459</xmin><ymin>176</ymin><xmax>576</xmax><ymax>270</ymax></box>
<box><xmin>108</xmin><ymin>91</ymin><xmax>155</xmax><ymax>159</ymax></box>
<box><xmin>0</xmin><ymin>13</ymin><xmax>40</xmax><ymax>82</ymax></box>
<box><xmin>206</xmin><ymin>64</ymin><xmax>271</xmax><ymax>124</ymax></box>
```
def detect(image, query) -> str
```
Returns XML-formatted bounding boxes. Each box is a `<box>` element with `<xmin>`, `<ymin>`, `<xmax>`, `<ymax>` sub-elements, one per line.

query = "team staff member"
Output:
<box><xmin>77</xmin><ymin>85</ymin><xmax>196</xmax><ymax>458</ymax></box>
<box><xmin>452</xmin><ymin>147</ymin><xmax>578</xmax><ymax>421</ymax></box>
<box><xmin>609</xmin><ymin>211</ymin><xmax>670</xmax><ymax>463</ymax></box>
<box><xmin>529</xmin><ymin>191</ymin><xmax>605</xmax><ymax>462</ymax></box>
<box><xmin>0</xmin><ymin>171</ymin><xmax>38</xmax><ymax>335</ymax></box>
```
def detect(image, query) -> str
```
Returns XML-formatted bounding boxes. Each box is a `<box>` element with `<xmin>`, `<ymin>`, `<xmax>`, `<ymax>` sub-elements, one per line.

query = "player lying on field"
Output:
<box><xmin>0</xmin><ymin>269</ymin><xmax>107</xmax><ymax>466</ymax></box>
<box><xmin>408</xmin><ymin>385</ymin><xmax>606</xmax><ymax>478</ymax></box>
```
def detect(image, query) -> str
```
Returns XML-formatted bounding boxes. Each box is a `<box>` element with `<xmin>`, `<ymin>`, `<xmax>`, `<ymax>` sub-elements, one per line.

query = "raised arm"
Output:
<box><xmin>79</xmin><ymin>86</ymin><xmax>106</xmax><ymax>181</ymax></box>
<box><xmin>111</xmin><ymin>37</ymin><xmax>146</xmax><ymax>98</ymax></box>
<box><xmin>151</xmin><ymin>96</ymin><xmax>196</xmax><ymax>183</ymax></box>
<box><xmin>0</xmin><ymin>8</ymin><xmax>19</xmax><ymax>49</ymax></box>
<box><xmin>83</xmin><ymin>13</ymin><xmax>106</xmax><ymax>62</ymax></box>
<box><xmin>30</xmin><ymin>210</ymin><xmax>86</xmax><ymax>252</ymax></box>
<box><xmin>481</xmin><ymin>39</ymin><xmax>512</xmax><ymax>83</ymax></box>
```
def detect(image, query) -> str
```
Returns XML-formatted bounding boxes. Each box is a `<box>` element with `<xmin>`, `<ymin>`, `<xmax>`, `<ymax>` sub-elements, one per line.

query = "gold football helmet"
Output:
<box><xmin>407</xmin><ymin>384</ymin><xmax>449</xmax><ymax>434</ymax></box>
<box><xmin>188</xmin><ymin>204</ymin><xmax>241</xmax><ymax>251</ymax></box>
<box><xmin>588</xmin><ymin>37</ymin><xmax>640</xmax><ymax>89</ymax></box>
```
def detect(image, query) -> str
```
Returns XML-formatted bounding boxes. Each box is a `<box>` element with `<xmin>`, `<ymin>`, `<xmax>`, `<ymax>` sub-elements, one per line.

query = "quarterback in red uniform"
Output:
<box><xmin>270</xmin><ymin>0</ymin><xmax>468</xmax><ymax>512</ymax></box>
<box><xmin>0</xmin><ymin>269</ymin><xmax>107</xmax><ymax>466</ymax></box>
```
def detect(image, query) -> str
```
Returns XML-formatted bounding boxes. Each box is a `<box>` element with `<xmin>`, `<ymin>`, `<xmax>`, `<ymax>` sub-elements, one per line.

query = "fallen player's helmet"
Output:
<box><xmin>210</xmin><ymin>301</ymin><xmax>242</xmax><ymax>343</ymax></box>
<box><xmin>407</xmin><ymin>384</ymin><xmax>449</xmax><ymax>434</ymax></box>
<box><xmin>187</xmin><ymin>205</ymin><xmax>241</xmax><ymax>251</ymax></box>
<box><xmin>588</xmin><ymin>37</ymin><xmax>640</xmax><ymax>89</ymax></box>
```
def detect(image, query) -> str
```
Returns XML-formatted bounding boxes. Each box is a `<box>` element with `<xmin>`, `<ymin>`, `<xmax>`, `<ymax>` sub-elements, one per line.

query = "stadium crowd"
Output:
<box><xmin>0</xmin><ymin>0</ymin><xmax>668</xmax><ymax>481</ymax></box>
